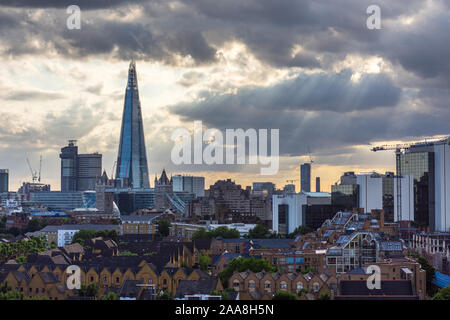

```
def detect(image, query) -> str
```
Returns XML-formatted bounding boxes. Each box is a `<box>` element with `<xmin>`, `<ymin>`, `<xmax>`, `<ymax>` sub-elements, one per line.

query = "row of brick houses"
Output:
<box><xmin>0</xmin><ymin>260</ymin><xmax>222</xmax><ymax>300</ymax></box>
<box><xmin>229</xmin><ymin>270</ymin><xmax>336</xmax><ymax>300</ymax></box>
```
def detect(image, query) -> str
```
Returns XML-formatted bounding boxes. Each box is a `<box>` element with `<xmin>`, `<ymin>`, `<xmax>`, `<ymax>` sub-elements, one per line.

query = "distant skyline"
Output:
<box><xmin>1</xmin><ymin>1</ymin><xmax>449</xmax><ymax>192</ymax></box>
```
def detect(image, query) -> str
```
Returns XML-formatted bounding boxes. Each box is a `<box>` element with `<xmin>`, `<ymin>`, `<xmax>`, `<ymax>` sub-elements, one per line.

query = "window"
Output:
<box><xmin>248</xmin><ymin>280</ymin><xmax>255</xmax><ymax>289</ymax></box>
<box><xmin>233</xmin><ymin>280</ymin><xmax>239</xmax><ymax>288</ymax></box>
<box><xmin>116</xmin><ymin>277</ymin><xmax>120</xmax><ymax>283</ymax></box>
<box><xmin>90</xmin><ymin>276</ymin><xmax>94</xmax><ymax>282</ymax></box>
<box><xmin>296</xmin><ymin>282</ymin><xmax>303</xmax><ymax>290</ymax></box>
<box><xmin>280</xmin><ymin>282</ymin><xmax>287</xmax><ymax>290</ymax></box>
<box><xmin>104</xmin><ymin>276</ymin><xmax>107</xmax><ymax>283</ymax></box>
<box><xmin>264</xmin><ymin>281</ymin><xmax>271</xmax><ymax>289</ymax></box>
<box><xmin>163</xmin><ymin>279</ymin><xmax>167</xmax><ymax>285</ymax></box>
<box><xmin>36</xmin><ymin>288</ymin><xmax>39</xmax><ymax>294</ymax></box>
<box><xmin>313</xmin><ymin>283</ymin><xmax>320</xmax><ymax>292</ymax></box>
<box><xmin>148</xmin><ymin>279</ymin><xmax>153</xmax><ymax>284</ymax></box>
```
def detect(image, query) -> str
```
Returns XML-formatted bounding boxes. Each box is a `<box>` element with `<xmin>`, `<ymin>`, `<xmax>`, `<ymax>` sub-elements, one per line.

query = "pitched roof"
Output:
<box><xmin>175</xmin><ymin>278</ymin><xmax>219</xmax><ymax>298</ymax></box>
<box><xmin>339</xmin><ymin>280</ymin><xmax>415</xmax><ymax>297</ymax></box>
<box><xmin>39</xmin><ymin>272</ymin><xmax>59</xmax><ymax>284</ymax></box>
<box><xmin>119</xmin><ymin>279</ymin><xmax>143</xmax><ymax>298</ymax></box>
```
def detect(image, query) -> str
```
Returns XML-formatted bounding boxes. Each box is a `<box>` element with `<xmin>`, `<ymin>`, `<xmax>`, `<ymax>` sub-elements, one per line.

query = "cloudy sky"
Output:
<box><xmin>0</xmin><ymin>0</ymin><xmax>449</xmax><ymax>192</ymax></box>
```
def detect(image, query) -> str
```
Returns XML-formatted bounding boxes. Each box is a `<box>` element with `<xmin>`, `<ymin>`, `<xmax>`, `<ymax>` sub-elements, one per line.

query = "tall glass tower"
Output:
<box><xmin>116</xmin><ymin>60</ymin><xmax>150</xmax><ymax>189</ymax></box>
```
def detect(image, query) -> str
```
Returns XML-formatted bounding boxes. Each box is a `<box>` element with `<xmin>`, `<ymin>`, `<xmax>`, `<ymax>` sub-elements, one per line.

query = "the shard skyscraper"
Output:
<box><xmin>115</xmin><ymin>60</ymin><xmax>150</xmax><ymax>189</ymax></box>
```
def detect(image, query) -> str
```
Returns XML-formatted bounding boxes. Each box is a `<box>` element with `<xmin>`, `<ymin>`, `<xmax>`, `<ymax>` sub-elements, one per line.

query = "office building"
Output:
<box><xmin>0</xmin><ymin>169</ymin><xmax>8</xmax><ymax>193</ymax></box>
<box><xmin>30</xmin><ymin>192</ymin><xmax>85</xmax><ymax>211</ymax></box>
<box><xmin>172</xmin><ymin>175</ymin><xmax>205</xmax><ymax>198</ymax></box>
<box><xmin>357</xmin><ymin>172</ymin><xmax>383</xmax><ymax>213</ymax></box>
<box><xmin>77</xmin><ymin>153</ymin><xmax>102</xmax><ymax>190</ymax></box>
<box><xmin>332</xmin><ymin>172</ymin><xmax>359</xmax><ymax>211</ymax></box>
<box><xmin>273</xmin><ymin>193</ymin><xmax>306</xmax><ymax>235</ymax></box>
<box><xmin>272</xmin><ymin>191</ymin><xmax>333</xmax><ymax>234</ymax></box>
<box><xmin>252</xmin><ymin>182</ymin><xmax>275</xmax><ymax>196</ymax></box>
<box><xmin>394</xmin><ymin>175</ymin><xmax>414</xmax><ymax>222</ymax></box>
<box><xmin>283</xmin><ymin>184</ymin><xmax>296</xmax><ymax>194</ymax></box>
<box><xmin>398</xmin><ymin>137</ymin><xmax>450</xmax><ymax>231</ymax></box>
<box><xmin>60</xmin><ymin>140</ymin><xmax>102</xmax><ymax>192</ymax></box>
<box><xmin>60</xmin><ymin>140</ymin><xmax>78</xmax><ymax>192</ymax></box>
<box><xmin>300</xmin><ymin>163</ymin><xmax>311</xmax><ymax>192</ymax></box>
<box><xmin>115</xmin><ymin>60</ymin><xmax>150</xmax><ymax>189</ymax></box>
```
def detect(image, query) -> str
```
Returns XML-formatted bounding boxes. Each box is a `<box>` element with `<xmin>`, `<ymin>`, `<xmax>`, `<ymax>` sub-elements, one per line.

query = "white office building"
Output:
<box><xmin>434</xmin><ymin>142</ymin><xmax>450</xmax><ymax>231</ymax></box>
<box><xmin>357</xmin><ymin>173</ymin><xmax>383</xmax><ymax>213</ymax></box>
<box><xmin>272</xmin><ymin>193</ymin><xmax>307</xmax><ymax>235</ymax></box>
<box><xmin>394</xmin><ymin>175</ymin><xmax>414</xmax><ymax>222</ymax></box>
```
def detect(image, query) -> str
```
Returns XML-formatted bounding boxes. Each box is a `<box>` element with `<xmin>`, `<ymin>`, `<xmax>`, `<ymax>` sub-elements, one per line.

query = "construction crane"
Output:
<box><xmin>306</xmin><ymin>146</ymin><xmax>314</xmax><ymax>164</ymax></box>
<box><xmin>26</xmin><ymin>158</ymin><xmax>38</xmax><ymax>182</ymax></box>
<box><xmin>38</xmin><ymin>155</ymin><xmax>42</xmax><ymax>182</ymax></box>
<box><xmin>26</xmin><ymin>155</ymin><xmax>43</xmax><ymax>183</ymax></box>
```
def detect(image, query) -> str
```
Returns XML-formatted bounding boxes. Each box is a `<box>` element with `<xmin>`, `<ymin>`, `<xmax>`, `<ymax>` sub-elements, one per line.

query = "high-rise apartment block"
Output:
<box><xmin>60</xmin><ymin>140</ymin><xmax>102</xmax><ymax>192</ymax></box>
<box><xmin>300</xmin><ymin>163</ymin><xmax>311</xmax><ymax>192</ymax></box>
<box><xmin>0</xmin><ymin>169</ymin><xmax>8</xmax><ymax>193</ymax></box>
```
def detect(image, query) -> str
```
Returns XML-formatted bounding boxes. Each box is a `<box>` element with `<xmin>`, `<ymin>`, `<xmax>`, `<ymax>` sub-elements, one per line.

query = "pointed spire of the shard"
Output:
<box><xmin>115</xmin><ymin>61</ymin><xmax>150</xmax><ymax>189</ymax></box>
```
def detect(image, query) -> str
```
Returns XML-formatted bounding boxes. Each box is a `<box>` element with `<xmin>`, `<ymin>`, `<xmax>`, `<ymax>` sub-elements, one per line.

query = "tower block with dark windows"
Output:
<box><xmin>116</xmin><ymin>60</ymin><xmax>150</xmax><ymax>189</ymax></box>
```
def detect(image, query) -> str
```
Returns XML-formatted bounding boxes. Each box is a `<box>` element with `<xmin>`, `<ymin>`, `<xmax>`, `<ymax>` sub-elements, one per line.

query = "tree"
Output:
<box><xmin>78</xmin><ymin>283</ymin><xmax>99</xmax><ymax>298</ymax></box>
<box><xmin>199</xmin><ymin>254</ymin><xmax>211</xmax><ymax>272</ymax></box>
<box><xmin>101</xmin><ymin>292</ymin><xmax>119</xmax><ymax>300</ymax></box>
<box><xmin>192</xmin><ymin>227</ymin><xmax>240</xmax><ymax>240</ymax></box>
<box><xmin>318</xmin><ymin>291</ymin><xmax>331</xmax><ymax>300</ymax></box>
<box><xmin>219</xmin><ymin>257</ymin><xmax>277</xmax><ymax>287</ymax></box>
<box><xmin>211</xmin><ymin>290</ymin><xmax>229</xmax><ymax>300</ymax></box>
<box><xmin>287</xmin><ymin>225</ymin><xmax>312</xmax><ymax>238</ymax></box>
<box><xmin>247</xmin><ymin>224</ymin><xmax>270</xmax><ymax>239</ymax></box>
<box><xmin>432</xmin><ymin>286</ymin><xmax>450</xmax><ymax>300</ymax></box>
<box><xmin>157</xmin><ymin>220</ymin><xmax>171</xmax><ymax>237</ymax></box>
<box><xmin>72</xmin><ymin>229</ymin><xmax>117</xmax><ymax>245</ymax></box>
<box><xmin>7</xmin><ymin>227</ymin><xmax>20</xmax><ymax>237</ymax></box>
<box><xmin>24</xmin><ymin>218</ymin><xmax>47</xmax><ymax>233</ymax></box>
<box><xmin>156</xmin><ymin>289</ymin><xmax>172</xmax><ymax>300</ymax></box>
<box><xmin>272</xmin><ymin>291</ymin><xmax>298</xmax><ymax>300</ymax></box>
<box><xmin>192</xmin><ymin>228</ymin><xmax>209</xmax><ymax>240</ymax></box>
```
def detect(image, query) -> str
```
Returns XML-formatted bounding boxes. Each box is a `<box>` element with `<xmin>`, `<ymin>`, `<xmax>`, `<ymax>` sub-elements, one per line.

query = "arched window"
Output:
<box><xmin>264</xmin><ymin>281</ymin><xmax>271</xmax><ymax>290</ymax></box>
<box><xmin>280</xmin><ymin>281</ymin><xmax>287</xmax><ymax>290</ymax></box>
<box><xmin>296</xmin><ymin>282</ymin><xmax>304</xmax><ymax>290</ymax></box>
<box><xmin>248</xmin><ymin>280</ymin><xmax>255</xmax><ymax>290</ymax></box>
<box><xmin>313</xmin><ymin>282</ymin><xmax>320</xmax><ymax>292</ymax></box>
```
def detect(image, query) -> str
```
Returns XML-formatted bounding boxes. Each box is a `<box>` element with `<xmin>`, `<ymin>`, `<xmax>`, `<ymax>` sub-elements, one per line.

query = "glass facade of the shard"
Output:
<box><xmin>116</xmin><ymin>61</ymin><xmax>150</xmax><ymax>189</ymax></box>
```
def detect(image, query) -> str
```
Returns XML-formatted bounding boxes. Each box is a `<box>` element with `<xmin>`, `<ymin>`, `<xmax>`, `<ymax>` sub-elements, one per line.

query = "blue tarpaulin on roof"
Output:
<box><xmin>432</xmin><ymin>271</ymin><xmax>450</xmax><ymax>288</ymax></box>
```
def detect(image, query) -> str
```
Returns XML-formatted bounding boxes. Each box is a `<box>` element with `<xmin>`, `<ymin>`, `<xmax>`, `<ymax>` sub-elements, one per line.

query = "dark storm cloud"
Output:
<box><xmin>0</xmin><ymin>0</ymin><xmax>140</xmax><ymax>10</ymax></box>
<box><xmin>0</xmin><ymin>0</ymin><xmax>446</xmax><ymax>77</ymax></box>
<box><xmin>170</xmin><ymin>91</ymin><xmax>449</xmax><ymax>157</ymax></box>
<box><xmin>170</xmin><ymin>69</ymin><xmax>401</xmax><ymax>115</ymax></box>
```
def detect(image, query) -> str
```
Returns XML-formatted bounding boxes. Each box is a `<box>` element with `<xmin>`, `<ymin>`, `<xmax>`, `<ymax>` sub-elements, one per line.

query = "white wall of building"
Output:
<box><xmin>57</xmin><ymin>229</ymin><xmax>78</xmax><ymax>247</ymax></box>
<box><xmin>394</xmin><ymin>175</ymin><xmax>414</xmax><ymax>222</ymax></box>
<box><xmin>434</xmin><ymin>143</ymin><xmax>450</xmax><ymax>231</ymax></box>
<box><xmin>357</xmin><ymin>173</ymin><xmax>383</xmax><ymax>213</ymax></box>
<box><xmin>272</xmin><ymin>193</ymin><xmax>307</xmax><ymax>234</ymax></box>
